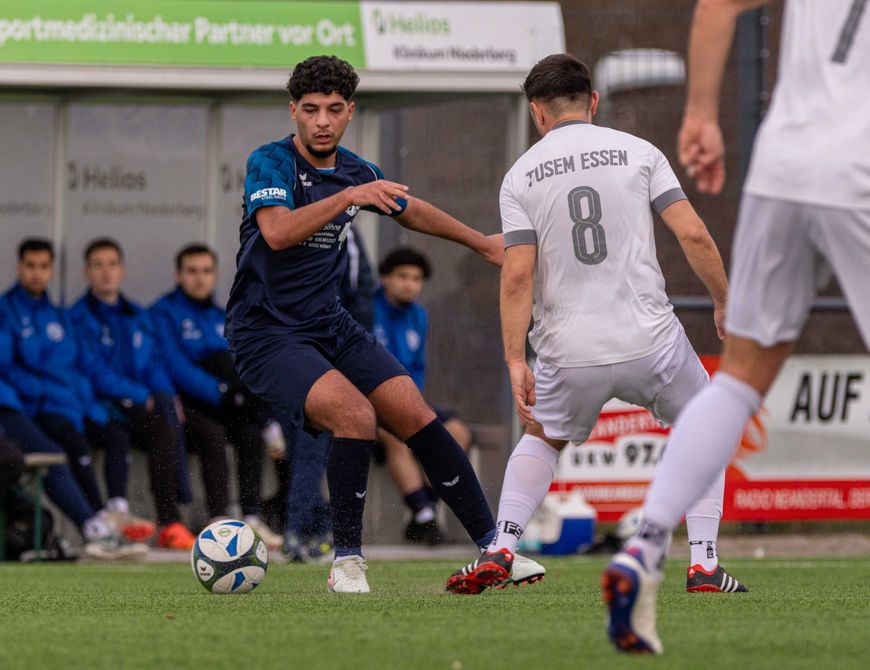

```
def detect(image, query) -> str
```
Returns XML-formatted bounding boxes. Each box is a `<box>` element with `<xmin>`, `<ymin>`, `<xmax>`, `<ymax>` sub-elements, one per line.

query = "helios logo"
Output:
<box><xmin>371</xmin><ymin>8</ymin><xmax>450</xmax><ymax>36</ymax></box>
<box><xmin>250</xmin><ymin>187</ymin><xmax>287</xmax><ymax>202</ymax></box>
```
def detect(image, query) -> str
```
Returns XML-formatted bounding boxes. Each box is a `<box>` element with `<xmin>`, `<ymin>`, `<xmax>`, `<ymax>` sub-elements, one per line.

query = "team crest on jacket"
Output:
<box><xmin>405</xmin><ymin>329</ymin><xmax>421</xmax><ymax>352</ymax></box>
<box><xmin>181</xmin><ymin>318</ymin><xmax>203</xmax><ymax>340</ymax></box>
<box><xmin>46</xmin><ymin>322</ymin><xmax>65</xmax><ymax>342</ymax></box>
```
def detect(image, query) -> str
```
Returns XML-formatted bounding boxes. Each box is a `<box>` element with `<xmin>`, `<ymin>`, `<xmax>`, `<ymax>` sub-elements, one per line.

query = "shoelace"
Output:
<box><xmin>336</xmin><ymin>557</ymin><xmax>367</xmax><ymax>577</ymax></box>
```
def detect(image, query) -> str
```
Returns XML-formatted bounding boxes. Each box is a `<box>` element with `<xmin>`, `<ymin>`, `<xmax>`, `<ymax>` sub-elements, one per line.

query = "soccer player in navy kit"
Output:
<box><xmin>226</xmin><ymin>55</ymin><xmax>519</xmax><ymax>593</ymax></box>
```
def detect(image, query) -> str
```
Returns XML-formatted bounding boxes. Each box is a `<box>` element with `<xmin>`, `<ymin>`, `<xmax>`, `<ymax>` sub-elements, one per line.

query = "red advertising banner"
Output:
<box><xmin>550</xmin><ymin>355</ymin><xmax>870</xmax><ymax>522</ymax></box>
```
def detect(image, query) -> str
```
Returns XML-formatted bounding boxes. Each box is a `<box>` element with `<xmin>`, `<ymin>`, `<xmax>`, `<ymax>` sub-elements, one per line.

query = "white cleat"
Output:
<box><xmin>602</xmin><ymin>549</ymin><xmax>664</xmax><ymax>655</ymax></box>
<box><xmin>244</xmin><ymin>516</ymin><xmax>284</xmax><ymax>551</ymax></box>
<box><xmin>84</xmin><ymin>536</ymin><xmax>149</xmax><ymax>562</ymax></box>
<box><xmin>496</xmin><ymin>553</ymin><xmax>546</xmax><ymax>589</ymax></box>
<box><xmin>327</xmin><ymin>556</ymin><xmax>370</xmax><ymax>593</ymax></box>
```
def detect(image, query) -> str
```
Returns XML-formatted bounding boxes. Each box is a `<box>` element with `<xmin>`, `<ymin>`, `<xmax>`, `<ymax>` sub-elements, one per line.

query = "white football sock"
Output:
<box><xmin>627</xmin><ymin>373</ymin><xmax>761</xmax><ymax>572</ymax></box>
<box><xmin>686</xmin><ymin>470</ymin><xmax>725</xmax><ymax>571</ymax></box>
<box><xmin>414</xmin><ymin>507</ymin><xmax>436</xmax><ymax>524</ymax></box>
<box><xmin>489</xmin><ymin>434</ymin><xmax>560</xmax><ymax>555</ymax></box>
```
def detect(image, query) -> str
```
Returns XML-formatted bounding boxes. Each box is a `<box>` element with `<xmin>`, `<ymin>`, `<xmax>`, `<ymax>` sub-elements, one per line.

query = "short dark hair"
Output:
<box><xmin>286</xmin><ymin>55</ymin><xmax>359</xmax><ymax>102</ymax></box>
<box><xmin>84</xmin><ymin>237</ymin><xmax>124</xmax><ymax>263</ymax></box>
<box><xmin>175</xmin><ymin>243</ymin><xmax>218</xmax><ymax>271</ymax></box>
<box><xmin>522</xmin><ymin>53</ymin><xmax>592</xmax><ymax>107</ymax></box>
<box><xmin>378</xmin><ymin>247</ymin><xmax>432</xmax><ymax>279</ymax></box>
<box><xmin>18</xmin><ymin>237</ymin><xmax>54</xmax><ymax>260</ymax></box>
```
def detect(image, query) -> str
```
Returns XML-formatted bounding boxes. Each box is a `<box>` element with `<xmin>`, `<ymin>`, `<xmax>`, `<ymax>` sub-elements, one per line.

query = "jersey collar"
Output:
<box><xmin>551</xmin><ymin>119</ymin><xmax>590</xmax><ymax>130</ymax></box>
<box><xmin>288</xmin><ymin>134</ymin><xmax>343</xmax><ymax>180</ymax></box>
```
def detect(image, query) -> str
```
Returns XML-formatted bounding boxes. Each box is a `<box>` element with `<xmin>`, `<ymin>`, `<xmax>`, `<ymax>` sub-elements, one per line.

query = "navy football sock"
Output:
<box><xmin>327</xmin><ymin>437</ymin><xmax>375</xmax><ymax>558</ymax></box>
<box><xmin>403</xmin><ymin>487</ymin><xmax>432</xmax><ymax>515</ymax></box>
<box><xmin>404</xmin><ymin>419</ymin><xmax>495</xmax><ymax>548</ymax></box>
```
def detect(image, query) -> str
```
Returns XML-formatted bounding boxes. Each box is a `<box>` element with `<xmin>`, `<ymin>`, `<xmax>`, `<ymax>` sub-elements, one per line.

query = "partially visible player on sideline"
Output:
<box><xmin>150</xmin><ymin>244</ymin><xmax>285</xmax><ymax>549</ymax></box>
<box><xmin>605</xmin><ymin>0</ymin><xmax>870</xmax><ymax>654</ymax></box>
<box><xmin>374</xmin><ymin>247</ymin><xmax>474</xmax><ymax>546</ymax></box>
<box><xmin>0</xmin><ymin>238</ymin><xmax>154</xmax><ymax>544</ymax></box>
<box><xmin>446</xmin><ymin>54</ymin><xmax>746</xmax><ymax>598</ymax></box>
<box><xmin>70</xmin><ymin>238</ymin><xmax>198</xmax><ymax>551</ymax></box>
<box><xmin>0</xmin><ymin>325</ymin><xmax>148</xmax><ymax>560</ymax></box>
<box><xmin>225</xmin><ymin>55</ymin><xmax>543</xmax><ymax>593</ymax></box>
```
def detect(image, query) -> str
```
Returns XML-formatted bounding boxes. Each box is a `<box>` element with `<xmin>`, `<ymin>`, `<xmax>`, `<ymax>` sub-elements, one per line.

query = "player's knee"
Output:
<box><xmin>334</xmin><ymin>400</ymin><xmax>377</xmax><ymax>440</ymax></box>
<box><xmin>397</xmin><ymin>405</ymin><xmax>437</xmax><ymax>441</ymax></box>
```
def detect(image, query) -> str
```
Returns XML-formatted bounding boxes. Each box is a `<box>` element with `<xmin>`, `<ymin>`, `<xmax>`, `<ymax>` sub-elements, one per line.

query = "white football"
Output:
<box><xmin>191</xmin><ymin>519</ymin><xmax>268</xmax><ymax>594</ymax></box>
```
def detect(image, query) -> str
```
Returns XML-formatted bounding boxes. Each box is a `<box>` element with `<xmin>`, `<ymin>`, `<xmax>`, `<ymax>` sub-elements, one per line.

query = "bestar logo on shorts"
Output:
<box><xmin>250</xmin><ymin>187</ymin><xmax>287</xmax><ymax>203</ymax></box>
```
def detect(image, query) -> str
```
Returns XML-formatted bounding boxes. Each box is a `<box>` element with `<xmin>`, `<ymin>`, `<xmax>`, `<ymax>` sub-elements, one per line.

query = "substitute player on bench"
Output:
<box><xmin>605</xmin><ymin>0</ymin><xmax>870</xmax><ymax>654</ymax></box>
<box><xmin>446</xmin><ymin>54</ymin><xmax>746</xmax><ymax>597</ymax></box>
<box><xmin>225</xmin><ymin>55</ymin><xmax>543</xmax><ymax>593</ymax></box>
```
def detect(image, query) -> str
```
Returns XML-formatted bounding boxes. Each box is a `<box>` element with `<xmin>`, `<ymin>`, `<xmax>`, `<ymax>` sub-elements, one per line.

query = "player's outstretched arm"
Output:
<box><xmin>256</xmin><ymin>180</ymin><xmax>409</xmax><ymax>250</ymax></box>
<box><xmin>679</xmin><ymin>0</ymin><xmax>768</xmax><ymax>193</ymax></box>
<box><xmin>661</xmin><ymin>199</ymin><xmax>728</xmax><ymax>339</ymax></box>
<box><xmin>501</xmin><ymin>244</ymin><xmax>537</xmax><ymax>424</ymax></box>
<box><xmin>394</xmin><ymin>197</ymin><xmax>504</xmax><ymax>266</ymax></box>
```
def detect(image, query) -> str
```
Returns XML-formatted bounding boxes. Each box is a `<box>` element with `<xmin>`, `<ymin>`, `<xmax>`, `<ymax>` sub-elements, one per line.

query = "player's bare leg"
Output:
<box><xmin>305</xmin><ymin>370</ymin><xmax>376</xmax><ymax>593</ymax></box>
<box><xmin>379</xmin><ymin>428</ymin><xmax>426</xmax><ymax>496</ymax></box>
<box><xmin>444</xmin><ymin>417</ymin><xmax>472</xmax><ymax>452</ymax></box>
<box><xmin>378</xmin><ymin>427</ymin><xmax>444</xmax><ymax>544</ymax></box>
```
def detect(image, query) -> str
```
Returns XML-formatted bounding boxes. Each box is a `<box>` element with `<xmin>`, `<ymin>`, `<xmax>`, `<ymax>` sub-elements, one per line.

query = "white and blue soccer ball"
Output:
<box><xmin>191</xmin><ymin>519</ymin><xmax>268</xmax><ymax>594</ymax></box>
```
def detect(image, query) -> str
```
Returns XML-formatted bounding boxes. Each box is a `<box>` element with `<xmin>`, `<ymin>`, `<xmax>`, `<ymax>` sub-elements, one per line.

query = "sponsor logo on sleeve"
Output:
<box><xmin>250</xmin><ymin>187</ymin><xmax>287</xmax><ymax>203</ymax></box>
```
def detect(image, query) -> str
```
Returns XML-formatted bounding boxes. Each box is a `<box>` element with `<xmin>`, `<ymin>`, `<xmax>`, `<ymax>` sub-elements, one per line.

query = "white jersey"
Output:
<box><xmin>500</xmin><ymin>121</ymin><xmax>684</xmax><ymax>367</ymax></box>
<box><xmin>745</xmin><ymin>0</ymin><xmax>870</xmax><ymax>209</ymax></box>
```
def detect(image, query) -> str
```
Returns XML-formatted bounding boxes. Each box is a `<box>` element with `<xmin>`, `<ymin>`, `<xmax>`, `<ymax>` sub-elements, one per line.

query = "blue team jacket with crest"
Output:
<box><xmin>150</xmin><ymin>286</ymin><xmax>227</xmax><ymax>407</ymax></box>
<box><xmin>373</xmin><ymin>287</ymin><xmax>428</xmax><ymax>391</ymax></box>
<box><xmin>68</xmin><ymin>291</ymin><xmax>176</xmax><ymax>409</ymax></box>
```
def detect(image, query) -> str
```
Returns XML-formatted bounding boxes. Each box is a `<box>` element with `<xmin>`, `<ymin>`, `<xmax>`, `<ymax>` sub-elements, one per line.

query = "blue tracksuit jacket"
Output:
<box><xmin>149</xmin><ymin>287</ymin><xmax>227</xmax><ymax>407</ymax></box>
<box><xmin>68</xmin><ymin>291</ymin><xmax>176</xmax><ymax>409</ymax></box>
<box><xmin>0</xmin><ymin>284</ymin><xmax>108</xmax><ymax>430</ymax></box>
<box><xmin>373</xmin><ymin>287</ymin><xmax>428</xmax><ymax>391</ymax></box>
<box><xmin>0</xmin><ymin>322</ymin><xmax>24</xmax><ymax>413</ymax></box>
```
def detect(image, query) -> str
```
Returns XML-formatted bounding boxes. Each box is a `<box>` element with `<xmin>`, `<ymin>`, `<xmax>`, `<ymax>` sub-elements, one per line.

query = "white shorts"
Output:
<box><xmin>532</xmin><ymin>322</ymin><xmax>709</xmax><ymax>442</ymax></box>
<box><xmin>727</xmin><ymin>195</ymin><xmax>870</xmax><ymax>348</ymax></box>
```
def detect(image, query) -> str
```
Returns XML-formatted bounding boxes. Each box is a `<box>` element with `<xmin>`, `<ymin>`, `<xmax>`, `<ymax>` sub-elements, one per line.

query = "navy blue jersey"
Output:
<box><xmin>226</xmin><ymin>135</ymin><xmax>405</xmax><ymax>337</ymax></box>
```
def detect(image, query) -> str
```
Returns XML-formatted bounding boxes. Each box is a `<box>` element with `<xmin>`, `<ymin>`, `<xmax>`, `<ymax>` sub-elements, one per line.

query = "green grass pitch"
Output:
<box><xmin>1</xmin><ymin>556</ymin><xmax>868</xmax><ymax>670</ymax></box>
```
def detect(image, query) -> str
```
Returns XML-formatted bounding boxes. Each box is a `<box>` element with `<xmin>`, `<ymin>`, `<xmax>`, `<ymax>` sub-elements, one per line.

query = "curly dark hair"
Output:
<box><xmin>378</xmin><ymin>247</ymin><xmax>432</xmax><ymax>279</ymax></box>
<box><xmin>286</xmin><ymin>55</ymin><xmax>360</xmax><ymax>101</ymax></box>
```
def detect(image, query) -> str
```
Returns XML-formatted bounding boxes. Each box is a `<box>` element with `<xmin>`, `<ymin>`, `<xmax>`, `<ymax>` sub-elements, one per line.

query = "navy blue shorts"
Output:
<box><xmin>229</xmin><ymin>306</ymin><xmax>408</xmax><ymax>423</ymax></box>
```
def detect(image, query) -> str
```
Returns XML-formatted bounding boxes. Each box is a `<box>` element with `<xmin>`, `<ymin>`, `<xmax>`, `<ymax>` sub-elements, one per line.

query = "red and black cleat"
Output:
<box><xmin>686</xmin><ymin>564</ymin><xmax>749</xmax><ymax>593</ymax></box>
<box><xmin>446</xmin><ymin>548</ymin><xmax>514</xmax><ymax>595</ymax></box>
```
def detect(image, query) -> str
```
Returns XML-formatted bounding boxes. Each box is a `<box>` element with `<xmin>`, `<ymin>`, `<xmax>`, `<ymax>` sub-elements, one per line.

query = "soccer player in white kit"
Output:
<box><xmin>445</xmin><ymin>53</ymin><xmax>747</xmax><ymax>597</ymax></box>
<box><xmin>604</xmin><ymin>0</ymin><xmax>870</xmax><ymax>654</ymax></box>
